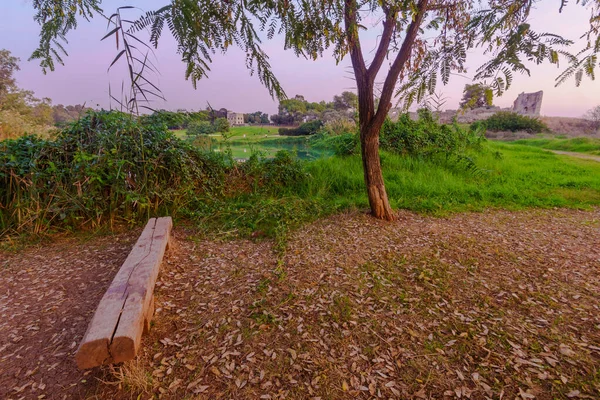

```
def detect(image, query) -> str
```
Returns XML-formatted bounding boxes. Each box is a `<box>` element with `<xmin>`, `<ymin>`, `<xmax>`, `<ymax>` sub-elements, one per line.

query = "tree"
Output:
<box><xmin>333</xmin><ymin>91</ymin><xmax>358</xmax><ymax>111</ymax></box>
<box><xmin>214</xmin><ymin>117</ymin><xmax>230</xmax><ymax>133</ymax></box>
<box><xmin>0</xmin><ymin>49</ymin><xmax>20</xmax><ymax>100</ymax></box>
<box><xmin>52</xmin><ymin>104</ymin><xmax>90</xmax><ymax>126</ymax></box>
<box><xmin>187</xmin><ymin>120</ymin><xmax>214</xmax><ymax>136</ymax></box>
<box><xmin>30</xmin><ymin>1</ymin><xmax>600</xmax><ymax>220</ymax></box>
<box><xmin>459</xmin><ymin>84</ymin><xmax>493</xmax><ymax>110</ymax></box>
<box><xmin>0</xmin><ymin>49</ymin><xmax>61</xmax><ymax>139</ymax></box>
<box><xmin>584</xmin><ymin>105</ymin><xmax>600</xmax><ymax>130</ymax></box>
<box><xmin>245</xmin><ymin>111</ymin><xmax>270</xmax><ymax>124</ymax></box>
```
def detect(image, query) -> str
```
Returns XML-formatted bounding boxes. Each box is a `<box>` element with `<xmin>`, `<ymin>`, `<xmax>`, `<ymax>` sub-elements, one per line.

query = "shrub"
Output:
<box><xmin>322</xmin><ymin>119</ymin><xmax>357</xmax><ymax>136</ymax></box>
<box><xmin>309</xmin><ymin>132</ymin><xmax>358</xmax><ymax>156</ymax></box>
<box><xmin>187</xmin><ymin>120</ymin><xmax>215</xmax><ymax>135</ymax></box>
<box><xmin>479</xmin><ymin>111</ymin><xmax>548</xmax><ymax>133</ymax></box>
<box><xmin>139</xmin><ymin>110</ymin><xmax>188</xmax><ymax>130</ymax></box>
<box><xmin>279</xmin><ymin>120</ymin><xmax>324</xmax><ymax>136</ymax></box>
<box><xmin>214</xmin><ymin>117</ymin><xmax>230</xmax><ymax>133</ymax></box>
<box><xmin>381</xmin><ymin>109</ymin><xmax>486</xmax><ymax>157</ymax></box>
<box><xmin>0</xmin><ymin>110</ymin><xmax>225</xmax><ymax>236</ymax></box>
<box><xmin>0</xmin><ymin>111</ymin><xmax>323</xmax><ymax>237</ymax></box>
<box><xmin>261</xmin><ymin>150</ymin><xmax>309</xmax><ymax>189</ymax></box>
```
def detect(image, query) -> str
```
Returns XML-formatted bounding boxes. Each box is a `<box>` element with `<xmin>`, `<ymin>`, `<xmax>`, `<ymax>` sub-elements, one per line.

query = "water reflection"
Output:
<box><xmin>212</xmin><ymin>141</ymin><xmax>332</xmax><ymax>161</ymax></box>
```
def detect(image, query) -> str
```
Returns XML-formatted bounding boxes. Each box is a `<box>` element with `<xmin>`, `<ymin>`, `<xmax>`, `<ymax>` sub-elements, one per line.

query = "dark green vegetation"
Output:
<box><xmin>510</xmin><ymin>137</ymin><xmax>600</xmax><ymax>155</ymax></box>
<box><xmin>476</xmin><ymin>111</ymin><xmax>548</xmax><ymax>133</ymax></box>
<box><xmin>187</xmin><ymin>117</ymin><xmax>229</xmax><ymax>135</ymax></box>
<box><xmin>279</xmin><ymin>120</ymin><xmax>324</xmax><ymax>136</ymax></box>
<box><xmin>381</xmin><ymin>109</ymin><xmax>486</xmax><ymax>156</ymax></box>
<box><xmin>0</xmin><ymin>111</ymin><xmax>324</xmax><ymax>238</ymax></box>
<box><xmin>271</xmin><ymin>93</ymin><xmax>356</xmax><ymax>125</ymax></box>
<box><xmin>0</xmin><ymin>111</ymin><xmax>222</xmax><ymax>236</ymax></box>
<box><xmin>2</xmin><ymin>110</ymin><xmax>600</xmax><ymax>240</ymax></box>
<box><xmin>139</xmin><ymin>109</ymin><xmax>211</xmax><ymax>130</ymax></box>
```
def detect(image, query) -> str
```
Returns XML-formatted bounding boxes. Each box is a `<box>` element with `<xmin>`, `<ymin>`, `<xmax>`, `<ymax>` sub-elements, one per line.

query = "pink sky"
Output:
<box><xmin>1</xmin><ymin>0</ymin><xmax>598</xmax><ymax>117</ymax></box>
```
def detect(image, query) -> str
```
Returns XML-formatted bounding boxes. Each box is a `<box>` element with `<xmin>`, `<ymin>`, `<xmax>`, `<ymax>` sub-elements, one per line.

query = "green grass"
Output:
<box><xmin>301</xmin><ymin>141</ymin><xmax>600</xmax><ymax>215</ymax></box>
<box><xmin>191</xmin><ymin>141</ymin><xmax>600</xmax><ymax>241</ymax></box>
<box><xmin>510</xmin><ymin>137</ymin><xmax>600</xmax><ymax>155</ymax></box>
<box><xmin>230</xmin><ymin>125</ymin><xmax>280</xmax><ymax>136</ymax></box>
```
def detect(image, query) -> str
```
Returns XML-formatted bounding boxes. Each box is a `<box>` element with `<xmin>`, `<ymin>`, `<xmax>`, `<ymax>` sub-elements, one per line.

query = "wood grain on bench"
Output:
<box><xmin>75</xmin><ymin>217</ymin><xmax>172</xmax><ymax>369</ymax></box>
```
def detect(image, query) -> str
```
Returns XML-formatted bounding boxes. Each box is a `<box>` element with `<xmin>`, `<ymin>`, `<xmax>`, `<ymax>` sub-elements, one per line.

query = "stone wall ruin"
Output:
<box><xmin>512</xmin><ymin>91</ymin><xmax>543</xmax><ymax>115</ymax></box>
<box><xmin>389</xmin><ymin>90</ymin><xmax>545</xmax><ymax>123</ymax></box>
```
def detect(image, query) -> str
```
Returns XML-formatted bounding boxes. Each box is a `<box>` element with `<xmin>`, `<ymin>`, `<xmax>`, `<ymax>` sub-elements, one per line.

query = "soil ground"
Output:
<box><xmin>1</xmin><ymin>208</ymin><xmax>599</xmax><ymax>399</ymax></box>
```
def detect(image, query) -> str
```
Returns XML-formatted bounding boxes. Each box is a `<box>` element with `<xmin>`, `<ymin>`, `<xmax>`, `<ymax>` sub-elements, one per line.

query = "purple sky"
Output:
<box><xmin>1</xmin><ymin>0</ymin><xmax>599</xmax><ymax>117</ymax></box>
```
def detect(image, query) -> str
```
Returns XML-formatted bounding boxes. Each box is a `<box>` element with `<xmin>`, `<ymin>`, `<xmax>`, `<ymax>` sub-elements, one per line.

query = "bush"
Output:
<box><xmin>479</xmin><ymin>111</ymin><xmax>548</xmax><ymax>133</ymax></box>
<box><xmin>0</xmin><ymin>110</ymin><xmax>323</xmax><ymax>237</ymax></box>
<box><xmin>260</xmin><ymin>150</ymin><xmax>309</xmax><ymax>189</ymax></box>
<box><xmin>279</xmin><ymin>120</ymin><xmax>324</xmax><ymax>136</ymax></box>
<box><xmin>309</xmin><ymin>132</ymin><xmax>358</xmax><ymax>156</ymax></box>
<box><xmin>187</xmin><ymin>120</ymin><xmax>215</xmax><ymax>135</ymax></box>
<box><xmin>139</xmin><ymin>110</ymin><xmax>187</xmax><ymax>130</ymax></box>
<box><xmin>214</xmin><ymin>117</ymin><xmax>230</xmax><ymax>133</ymax></box>
<box><xmin>381</xmin><ymin>108</ymin><xmax>486</xmax><ymax>157</ymax></box>
<box><xmin>322</xmin><ymin>119</ymin><xmax>357</xmax><ymax>136</ymax></box>
<box><xmin>0</xmin><ymin>110</ymin><xmax>225</xmax><ymax>236</ymax></box>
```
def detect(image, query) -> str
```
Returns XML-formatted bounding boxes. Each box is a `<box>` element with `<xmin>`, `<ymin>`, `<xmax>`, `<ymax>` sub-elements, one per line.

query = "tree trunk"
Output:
<box><xmin>360</xmin><ymin>122</ymin><xmax>395</xmax><ymax>221</ymax></box>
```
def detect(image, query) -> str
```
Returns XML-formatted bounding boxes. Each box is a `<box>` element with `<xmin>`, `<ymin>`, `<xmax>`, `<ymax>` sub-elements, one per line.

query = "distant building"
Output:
<box><xmin>227</xmin><ymin>111</ymin><xmax>244</xmax><ymax>126</ymax></box>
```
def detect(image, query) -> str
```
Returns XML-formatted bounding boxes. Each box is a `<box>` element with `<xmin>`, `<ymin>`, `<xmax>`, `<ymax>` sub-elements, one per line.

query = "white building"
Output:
<box><xmin>227</xmin><ymin>111</ymin><xmax>244</xmax><ymax>126</ymax></box>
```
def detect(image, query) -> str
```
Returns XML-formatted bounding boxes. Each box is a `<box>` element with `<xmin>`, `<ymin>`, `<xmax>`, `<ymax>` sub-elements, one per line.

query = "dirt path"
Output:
<box><xmin>549</xmin><ymin>150</ymin><xmax>600</xmax><ymax>162</ymax></box>
<box><xmin>0</xmin><ymin>231</ymin><xmax>140</xmax><ymax>400</ymax></box>
<box><xmin>1</xmin><ymin>209</ymin><xmax>599</xmax><ymax>399</ymax></box>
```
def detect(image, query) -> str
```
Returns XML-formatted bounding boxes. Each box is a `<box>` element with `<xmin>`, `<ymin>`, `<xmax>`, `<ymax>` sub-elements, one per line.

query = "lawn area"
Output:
<box><xmin>509</xmin><ymin>137</ymin><xmax>600</xmax><ymax>155</ymax></box>
<box><xmin>230</xmin><ymin>125</ymin><xmax>281</xmax><ymax>137</ymax></box>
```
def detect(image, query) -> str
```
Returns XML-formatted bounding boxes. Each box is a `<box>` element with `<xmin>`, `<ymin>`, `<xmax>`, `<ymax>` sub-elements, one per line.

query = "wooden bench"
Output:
<box><xmin>75</xmin><ymin>217</ymin><xmax>172</xmax><ymax>369</ymax></box>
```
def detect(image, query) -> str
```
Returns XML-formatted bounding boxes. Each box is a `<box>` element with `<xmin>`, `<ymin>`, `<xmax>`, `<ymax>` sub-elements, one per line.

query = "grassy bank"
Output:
<box><xmin>509</xmin><ymin>137</ymin><xmax>600</xmax><ymax>155</ymax></box>
<box><xmin>191</xmin><ymin>141</ymin><xmax>600</xmax><ymax>240</ymax></box>
<box><xmin>302</xmin><ymin>142</ymin><xmax>600</xmax><ymax>214</ymax></box>
<box><xmin>3</xmin><ymin>111</ymin><xmax>600</xmax><ymax>240</ymax></box>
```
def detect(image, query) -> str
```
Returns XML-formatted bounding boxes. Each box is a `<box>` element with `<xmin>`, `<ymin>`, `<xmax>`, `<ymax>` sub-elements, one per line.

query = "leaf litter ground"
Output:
<box><xmin>1</xmin><ymin>208</ymin><xmax>599</xmax><ymax>399</ymax></box>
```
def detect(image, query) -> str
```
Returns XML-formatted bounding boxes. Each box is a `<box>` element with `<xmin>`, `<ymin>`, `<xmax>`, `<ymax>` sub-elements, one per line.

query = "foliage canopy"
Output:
<box><xmin>30</xmin><ymin>0</ymin><xmax>600</xmax><ymax>108</ymax></box>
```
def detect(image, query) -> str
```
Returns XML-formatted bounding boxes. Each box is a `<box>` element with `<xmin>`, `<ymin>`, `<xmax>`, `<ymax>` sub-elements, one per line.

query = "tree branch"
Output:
<box><xmin>367</xmin><ymin>9</ymin><xmax>396</xmax><ymax>82</ymax></box>
<box><xmin>344</xmin><ymin>0</ymin><xmax>367</xmax><ymax>82</ymax></box>
<box><xmin>372</xmin><ymin>0</ymin><xmax>430</xmax><ymax>127</ymax></box>
<box><xmin>426</xmin><ymin>3</ymin><xmax>457</xmax><ymax>11</ymax></box>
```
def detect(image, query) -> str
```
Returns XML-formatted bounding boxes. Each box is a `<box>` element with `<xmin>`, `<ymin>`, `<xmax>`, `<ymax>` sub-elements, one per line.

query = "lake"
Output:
<box><xmin>209</xmin><ymin>138</ymin><xmax>333</xmax><ymax>161</ymax></box>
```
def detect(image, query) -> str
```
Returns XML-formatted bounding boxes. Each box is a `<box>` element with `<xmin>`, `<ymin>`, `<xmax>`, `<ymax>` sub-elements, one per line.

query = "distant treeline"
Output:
<box><xmin>270</xmin><ymin>92</ymin><xmax>357</xmax><ymax>125</ymax></box>
<box><xmin>139</xmin><ymin>109</ymin><xmax>270</xmax><ymax>130</ymax></box>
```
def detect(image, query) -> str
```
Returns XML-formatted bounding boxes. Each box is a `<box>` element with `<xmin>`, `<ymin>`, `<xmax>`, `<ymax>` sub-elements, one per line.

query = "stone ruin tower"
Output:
<box><xmin>512</xmin><ymin>91</ymin><xmax>543</xmax><ymax>115</ymax></box>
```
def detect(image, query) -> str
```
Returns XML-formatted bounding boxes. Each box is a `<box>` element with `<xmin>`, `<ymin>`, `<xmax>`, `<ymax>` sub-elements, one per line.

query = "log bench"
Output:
<box><xmin>75</xmin><ymin>217</ymin><xmax>172</xmax><ymax>369</ymax></box>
